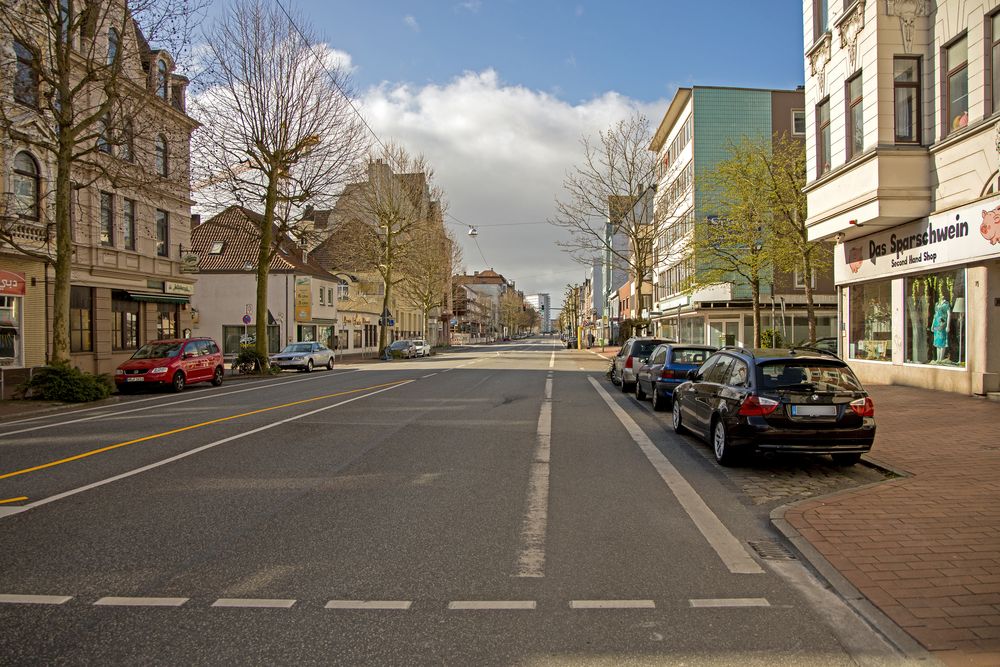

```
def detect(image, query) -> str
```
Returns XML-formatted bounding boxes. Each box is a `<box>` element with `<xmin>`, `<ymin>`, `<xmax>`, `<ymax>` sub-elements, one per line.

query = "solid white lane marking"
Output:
<box><xmin>94</xmin><ymin>597</ymin><xmax>188</xmax><ymax>607</ymax></box>
<box><xmin>0</xmin><ymin>370</ymin><xmax>361</xmax><ymax>437</ymax></box>
<box><xmin>548</xmin><ymin>351</ymin><xmax>555</xmax><ymax>368</ymax></box>
<box><xmin>422</xmin><ymin>373</ymin><xmax>438</xmax><ymax>378</ymax></box>
<box><xmin>689</xmin><ymin>598</ymin><xmax>770</xmax><ymax>608</ymax></box>
<box><xmin>588</xmin><ymin>377</ymin><xmax>764</xmax><ymax>575</ymax></box>
<box><xmin>515</xmin><ymin>376</ymin><xmax>552</xmax><ymax>577</ymax></box>
<box><xmin>212</xmin><ymin>598</ymin><xmax>296</xmax><ymax>608</ymax></box>
<box><xmin>0</xmin><ymin>594</ymin><xmax>72</xmax><ymax>605</ymax></box>
<box><xmin>570</xmin><ymin>600</ymin><xmax>655</xmax><ymax>609</ymax></box>
<box><xmin>448</xmin><ymin>601</ymin><xmax>536</xmax><ymax>610</ymax></box>
<box><xmin>1</xmin><ymin>382</ymin><xmax>413</xmax><ymax>519</ymax></box>
<box><xmin>325</xmin><ymin>600</ymin><xmax>412</xmax><ymax>610</ymax></box>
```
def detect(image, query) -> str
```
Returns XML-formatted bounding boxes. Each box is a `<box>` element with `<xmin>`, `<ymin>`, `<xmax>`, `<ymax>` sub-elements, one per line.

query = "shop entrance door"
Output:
<box><xmin>708</xmin><ymin>319</ymin><xmax>740</xmax><ymax>348</ymax></box>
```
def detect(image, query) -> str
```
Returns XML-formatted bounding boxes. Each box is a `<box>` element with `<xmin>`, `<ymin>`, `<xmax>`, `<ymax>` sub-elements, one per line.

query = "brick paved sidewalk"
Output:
<box><xmin>782</xmin><ymin>385</ymin><xmax>1000</xmax><ymax>665</ymax></box>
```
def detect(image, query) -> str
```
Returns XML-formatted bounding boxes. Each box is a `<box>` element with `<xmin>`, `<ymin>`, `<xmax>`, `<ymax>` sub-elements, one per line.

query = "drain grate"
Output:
<box><xmin>748</xmin><ymin>540</ymin><xmax>798</xmax><ymax>561</ymax></box>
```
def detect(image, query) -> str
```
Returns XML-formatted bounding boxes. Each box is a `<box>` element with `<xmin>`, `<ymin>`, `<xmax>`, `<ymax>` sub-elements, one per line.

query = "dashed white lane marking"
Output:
<box><xmin>515</xmin><ymin>375</ymin><xmax>552</xmax><ymax>577</ymax></box>
<box><xmin>548</xmin><ymin>351</ymin><xmax>555</xmax><ymax>368</ymax></box>
<box><xmin>689</xmin><ymin>598</ymin><xmax>770</xmax><ymax>608</ymax></box>
<box><xmin>212</xmin><ymin>598</ymin><xmax>296</xmax><ymax>608</ymax></box>
<box><xmin>588</xmin><ymin>377</ymin><xmax>764</xmax><ymax>575</ymax></box>
<box><xmin>0</xmin><ymin>594</ymin><xmax>71</xmax><ymax>605</ymax></box>
<box><xmin>448</xmin><ymin>601</ymin><xmax>536</xmax><ymax>610</ymax></box>
<box><xmin>569</xmin><ymin>600</ymin><xmax>656</xmax><ymax>609</ymax></box>
<box><xmin>422</xmin><ymin>373</ymin><xmax>438</xmax><ymax>378</ymax></box>
<box><xmin>94</xmin><ymin>597</ymin><xmax>188</xmax><ymax>607</ymax></box>
<box><xmin>325</xmin><ymin>600</ymin><xmax>412</xmax><ymax>610</ymax></box>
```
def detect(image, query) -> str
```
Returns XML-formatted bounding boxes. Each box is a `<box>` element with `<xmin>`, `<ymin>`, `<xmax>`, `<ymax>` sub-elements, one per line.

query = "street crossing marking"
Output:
<box><xmin>94</xmin><ymin>597</ymin><xmax>188</xmax><ymax>607</ymax></box>
<box><xmin>689</xmin><ymin>598</ymin><xmax>770</xmax><ymax>608</ymax></box>
<box><xmin>325</xmin><ymin>600</ymin><xmax>412</xmax><ymax>610</ymax></box>
<box><xmin>515</xmin><ymin>376</ymin><xmax>552</xmax><ymax>577</ymax></box>
<box><xmin>0</xmin><ymin>594</ymin><xmax>72</xmax><ymax>605</ymax></box>
<box><xmin>212</xmin><ymin>598</ymin><xmax>296</xmax><ymax>608</ymax></box>
<box><xmin>570</xmin><ymin>600</ymin><xmax>656</xmax><ymax>609</ymax></box>
<box><xmin>448</xmin><ymin>601</ymin><xmax>536</xmax><ymax>610</ymax></box>
<box><xmin>588</xmin><ymin>377</ymin><xmax>765</xmax><ymax>575</ymax></box>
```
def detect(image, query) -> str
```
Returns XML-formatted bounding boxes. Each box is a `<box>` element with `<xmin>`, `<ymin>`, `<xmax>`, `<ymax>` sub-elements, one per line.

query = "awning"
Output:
<box><xmin>311</xmin><ymin>318</ymin><xmax>338</xmax><ymax>325</ymax></box>
<box><xmin>126</xmin><ymin>291</ymin><xmax>190</xmax><ymax>304</ymax></box>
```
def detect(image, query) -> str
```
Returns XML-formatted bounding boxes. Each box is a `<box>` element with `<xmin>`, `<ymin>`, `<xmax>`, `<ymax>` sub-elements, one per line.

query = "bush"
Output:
<box><xmin>760</xmin><ymin>328</ymin><xmax>784</xmax><ymax>348</ymax></box>
<box><xmin>18</xmin><ymin>364</ymin><xmax>113</xmax><ymax>403</ymax></box>
<box><xmin>234</xmin><ymin>348</ymin><xmax>270</xmax><ymax>375</ymax></box>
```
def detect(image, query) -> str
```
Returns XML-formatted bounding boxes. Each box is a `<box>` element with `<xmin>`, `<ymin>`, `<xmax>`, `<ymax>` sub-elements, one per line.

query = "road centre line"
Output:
<box><xmin>0</xmin><ymin>381</ymin><xmax>411</xmax><ymax>519</ymax></box>
<box><xmin>0</xmin><ymin>496</ymin><xmax>27</xmax><ymax>504</ymax></box>
<box><xmin>95</xmin><ymin>597</ymin><xmax>188</xmax><ymax>607</ymax></box>
<box><xmin>212</xmin><ymin>598</ymin><xmax>296</xmax><ymax>608</ymax></box>
<box><xmin>0</xmin><ymin>369</ymin><xmax>361</xmax><ymax>437</ymax></box>
<box><xmin>588</xmin><ymin>377</ymin><xmax>764</xmax><ymax>575</ymax></box>
<box><xmin>548</xmin><ymin>351</ymin><xmax>554</xmax><ymax>368</ymax></box>
<box><xmin>325</xmin><ymin>600</ymin><xmax>412</xmax><ymax>610</ymax></box>
<box><xmin>689</xmin><ymin>598</ymin><xmax>770</xmax><ymax>608</ymax></box>
<box><xmin>448</xmin><ymin>601</ymin><xmax>536</xmax><ymax>610</ymax></box>
<box><xmin>0</xmin><ymin>594</ymin><xmax>72</xmax><ymax>604</ymax></box>
<box><xmin>570</xmin><ymin>600</ymin><xmax>655</xmax><ymax>609</ymax></box>
<box><xmin>514</xmin><ymin>376</ymin><xmax>552</xmax><ymax>578</ymax></box>
<box><xmin>0</xmin><ymin>380</ymin><xmax>408</xmax><ymax>483</ymax></box>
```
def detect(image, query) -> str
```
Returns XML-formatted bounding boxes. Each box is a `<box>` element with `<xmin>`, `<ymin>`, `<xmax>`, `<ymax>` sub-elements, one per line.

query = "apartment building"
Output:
<box><xmin>648</xmin><ymin>86</ymin><xmax>837</xmax><ymax>347</ymax></box>
<box><xmin>524</xmin><ymin>293</ymin><xmax>551</xmax><ymax>331</ymax></box>
<box><xmin>0</xmin><ymin>1</ymin><xmax>196</xmax><ymax>379</ymax></box>
<box><xmin>803</xmin><ymin>0</ymin><xmax>1000</xmax><ymax>394</ymax></box>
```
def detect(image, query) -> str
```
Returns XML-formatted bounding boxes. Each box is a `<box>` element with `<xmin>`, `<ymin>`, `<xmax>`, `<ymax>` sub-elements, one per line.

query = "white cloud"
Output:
<box><xmin>403</xmin><ymin>15</ymin><xmax>420</xmax><ymax>32</ymax></box>
<box><xmin>456</xmin><ymin>0</ymin><xmax>482</xmax><ymax>12</ymax></box>
<box><xmin>359</xmin><ymin>69</ymin><xmax>665</xmax><ymax>299</ymax></box>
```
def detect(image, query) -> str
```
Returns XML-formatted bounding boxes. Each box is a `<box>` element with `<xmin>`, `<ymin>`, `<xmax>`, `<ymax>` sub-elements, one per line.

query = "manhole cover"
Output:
<box><xmin>748</xmin><ymin>540</ymin><xmax>797</xmax><ymax>561</ymax></box>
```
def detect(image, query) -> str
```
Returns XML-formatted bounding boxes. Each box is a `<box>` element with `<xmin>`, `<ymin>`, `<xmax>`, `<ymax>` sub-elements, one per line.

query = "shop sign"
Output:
<box><xmin>165</xmin><ymin>281</ymin><xmax>194</xmax><ymax>296</ymax></box>
<box><xmin>0</xmin><ymin>271</ymin><xmax>25</xmax><ymax>296</ymax></box>
<box><xmin>294</xmin><ymin>275</ymin><xmax>312</xmax><ymax>322</ymax></box>
<box><xmin>179</xmin><ymin>253</ymin><xmax>200</xmax><ymax>274</ymax></box>
<box><xmin>837</xmin><ymin>195</ymin><xmax>1000</xmax><ymax>284</ymax></box>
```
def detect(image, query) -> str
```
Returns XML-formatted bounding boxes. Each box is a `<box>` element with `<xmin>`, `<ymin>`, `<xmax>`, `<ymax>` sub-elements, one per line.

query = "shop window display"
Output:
<box><xmin>905</xmin><ymin>270</ymin><xmax>965</xmax><ymax>366</ymax></box>
<box><xmin>849</xmin><ymin>280</ymin><xmax>892</xmax><ymax>361</ymax></box>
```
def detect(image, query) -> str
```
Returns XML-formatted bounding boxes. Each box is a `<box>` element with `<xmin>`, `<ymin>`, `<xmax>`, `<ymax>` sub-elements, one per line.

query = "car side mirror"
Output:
<box><xmin>686</xmin><ymin>369</ymin><xmax>698</xmax><ymax>380</ymax></box>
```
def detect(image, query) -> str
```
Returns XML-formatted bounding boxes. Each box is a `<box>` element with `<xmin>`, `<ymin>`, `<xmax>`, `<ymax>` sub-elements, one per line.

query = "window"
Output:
<box><xmin>107</xmin><ymin>27</ymin><xmax>120</xmax><ymax>65</ymax></box>
<box><xmin>0</xmin><ymin>295</ymin><xmax>22</xmax><ymax>366</ymax></box>
<box><xmin>208</xmin><ymin>241</ymin><xmax>224</xmax><ymax>254</ymax></box>
<box><xmin>123</xmin><ymin>199</ymin><xmax>136</xmax><ymax>250</ymax></box>
<box><xmin>905</xmin><ymin>269</ymin><xmax>966</xmax><ymax>367</ymax></box>
<box><xmin>13</xmin><ymin>41</ymin><xmax>37</xmax><ymax>106</ymax></box>
<box><xmin>12</xmin><ymin>152</ymin><xmax>39</xmax><ymax>220</ymax></box>
<box><xmin>156</xmin><ymin>303</ymin><xmax>178</xmax><ymax>339</ymax></box>
<box><xmin>97</xmin><ymin>116</ymin><xmax>112</xmax><ymax>154</ymax></box>
<box><xmin>846</xmin><ymin>73</ymin><xmax>863</xmax><ymax>159</ymax></box>
<box><xmin>792</xmin><ymin>109</ymin><xmax>806</xmax><ymax>135</ymax></box>
<box><xmin>728</xmin><ymin>359</ymin><xmax>750</xmax><ymax>388</ymax></box>
<box><xmin>894</xmin><ymin>57</ymin><xmax>921</xmax><ymax>143</ymax></box>
<box><xmin>794</xmin><ymin>265</ymin><xmax>817</xmax><ymax>289</ymax></box>
<box><xmin>337</xmin><ymin>281</ymin><xmax>349</xmax><ymax>300</ymax></box>
<box><xmin>111</xmin><ymin>291</ymin><xmax>139</xmax><ymax>350</ymax></box>
<box><xmin>992</xmin><ymin>14</ymin><xmax>1000</xmax><ymax>114</ymax></box>
<box><xmin>816</xmin><ymin>99</ymin><xmax>831</xmax><ymax>176</ymax></box>
<box><xmin>945</xmin><ymin>35</ymin><xmax>969</xmax><ymax>136</ymax></box>
<box><xmin>813</xmin><ymin>0</ymin><xmax>828</xmax><ymax>41</ymax></box>
<box><xmin>157</xmin><ymin>59</ymin><xmax>168</xmax><ymax>100</ymax></box>
<box><xmin>706</xmin><ymin>354</ymin><xmax>735</xmax><ymax>384</ymax></box>
<box><xmin>59</xmin><ymin>0</ymin><xmax>71</xmax><ymax>43</ymax></box>
<box><xmin>849</xmin><ymin>280</ymin><xmax>892</xmax><ymax>361</ymax></box>
<box><xmin>120</xmin><ymin>120</ymin><xmax>134</xmax><ymax>162</ymax></box>
<box><xmin>319</xmin><ymin>287</ymin><xmax>325</xmax><ymax>306</ymax></box>
<box><xmin>99</xmin><ymin>192</ymin><xmax>114</xmax><ymax>247</ymax></box>
<box><xmin>154</xmin><ymin>135</ymin><xmax>168</xmax><ymax>176</ymax></box>
<box><xmin>70</xmin><ymin>285</ymin><xmax>93</xmax><ymax>352</ymax></box>
<box><xmin>155</xmin><ymin>209</ymin><xmax>168</xmax><ymax>257</ymax></box>
<box><xmin>327</xmin><ymin>287</ymin><xmax>333</xmax><ymax>304</ymax></box>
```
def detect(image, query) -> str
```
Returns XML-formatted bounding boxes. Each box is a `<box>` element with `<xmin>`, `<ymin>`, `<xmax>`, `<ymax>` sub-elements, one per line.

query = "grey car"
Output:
<box><xmin>270</xmin><ymin>342</ymin><xmax>334</xmax><ymax>371</ymax></box>
<box><xmin>611</xmin><ymin>337</ymin><xmax>670</xmax><ymax>392</ymax></box>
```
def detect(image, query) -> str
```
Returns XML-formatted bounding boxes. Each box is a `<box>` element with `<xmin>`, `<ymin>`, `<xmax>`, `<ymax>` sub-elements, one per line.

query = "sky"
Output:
<box><xmin>201</xmin><ymin>1</ymin><xmax>807</xmax><ymax>312</ymax></box>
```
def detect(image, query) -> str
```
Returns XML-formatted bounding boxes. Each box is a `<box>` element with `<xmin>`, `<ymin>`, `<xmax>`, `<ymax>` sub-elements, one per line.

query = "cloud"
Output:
<box><xmin>403</xmin><ymin>15</ymin><xmax>420</xmax><ymax>32</ymax></box>
<box><xmin>359</xmin><ymin>69</ymin><xmax>665</xmax><ymax>298</ymax></box>
<box><xmin>456</xmin><ymin>0</ymin><xmax>482</xmax><ymax>12</ymax></box>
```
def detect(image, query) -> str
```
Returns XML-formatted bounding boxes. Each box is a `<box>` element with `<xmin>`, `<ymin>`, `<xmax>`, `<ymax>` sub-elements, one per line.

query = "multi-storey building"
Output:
<box><xmin>648</xmin><ymin>86</ymin><xmax>837</xmax><ymax>348</ymax></box>
<box><xmin>0</xmin><ymin>1</ymin><xmax>196</xmax><ymax>383</ymax></box>
<box><xmin>524</xmin><ymin>293</ymin><xmax>551</xmax><ymax>331</ymax></box>
<box><xmin>802</xmin><ymin>0</ymin><xmax>1000</xmax><ymax>394</ymax></box>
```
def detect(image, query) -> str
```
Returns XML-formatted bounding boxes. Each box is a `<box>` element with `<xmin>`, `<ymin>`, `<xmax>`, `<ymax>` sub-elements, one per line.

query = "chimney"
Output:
<box><xmin>190</xmin><ymin>213</ymin><xmax>201</xmax><ymax>230</ymax></box>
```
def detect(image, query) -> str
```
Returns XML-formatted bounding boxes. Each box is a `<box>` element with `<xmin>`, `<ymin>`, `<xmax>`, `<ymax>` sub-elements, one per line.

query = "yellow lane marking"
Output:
<box><xmin>0</xmin><ymin>380</ymin><xmax>407</xmax><ymax>482</ymax></box>
<box><xmin>0</xmin><ymin>496</ymin><xmax>28</xmax><ymax>504</ymax></box>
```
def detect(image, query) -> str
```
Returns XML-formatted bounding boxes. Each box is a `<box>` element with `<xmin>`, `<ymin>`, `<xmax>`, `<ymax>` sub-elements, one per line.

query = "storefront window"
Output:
<box><xmin>70</xmin><ymin>285</ymin><xmax>93</xmax><ymax>352</ymax></box>
<box><xmin>905</xmin><ymin>269</ymin><xmax>966</xmax><ymax>367</ymax></box>
<box><xmin>679</xmin><ymin>316</ymin><xmax>705</xmax><ymax>344</ymax></box>
<box><xmin>297</xmin><ymin>324</ymin><xmax>316</xmax><ymax>342</ymax></box>
<box><xmin>111</xmin><ymin>292</ymin><xmax>139</xmax><ymax>350</ymax></box>
<box><xmin>353</xmin><ymin>328</ymin><xmax>362</xmax><ymax>349</ymax></box>
<box><xmin>849</xmin><ymin>280</ymin><xmax>892</xmax><ymax>361</ymax></box>
<box><xmin>318</xmin><ymin>325</ymin><xmax>335</xmax><ymax>348</ymax></box>
<box><xmin>156</xmin><ymin>303</ymin><xmax>178</xmax><ymax>339</ymax></box>
<box><xmin>0</xmin><ymin>296</ymin><xmax>21</xmax><ymax>366</ymax></box>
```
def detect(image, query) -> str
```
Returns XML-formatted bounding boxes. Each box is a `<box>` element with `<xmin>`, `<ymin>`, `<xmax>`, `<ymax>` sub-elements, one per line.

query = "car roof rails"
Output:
<box><xmin>789</xmin><ymin>345</ymin><xmax>840</xmax><ymax>358</ymax></box>
<box><xmin>719</xmin><ymin>345</ymin><xmax>755</xmax><ymax>358</ymax></box>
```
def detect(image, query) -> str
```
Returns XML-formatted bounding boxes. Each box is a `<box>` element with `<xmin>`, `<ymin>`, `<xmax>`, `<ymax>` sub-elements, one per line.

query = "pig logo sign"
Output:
<box><xmin>847</xmin><ymin>246</ymin><xmax>863</xmax><ymax>273</ymax></box>
<box><xmin>981</xmin><ymin>206</ymin><xmax>1000</xmax><ymax>245</ymax></box>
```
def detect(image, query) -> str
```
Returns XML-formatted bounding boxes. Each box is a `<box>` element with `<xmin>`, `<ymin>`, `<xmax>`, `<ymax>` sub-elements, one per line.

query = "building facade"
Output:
<box><xmin>648</xmin><ymin>86</ymin><xmax>837</xmax><ymax>348</ymax></box>
<box><xmin>803</xmin><ymin>0</ymin><xmax>1000</xmax><ymax>394</ymax></box>
<box><xmin>524</xmin><ymin>292</ymin><xmax>551</xmax><ymax>331</ymax></box>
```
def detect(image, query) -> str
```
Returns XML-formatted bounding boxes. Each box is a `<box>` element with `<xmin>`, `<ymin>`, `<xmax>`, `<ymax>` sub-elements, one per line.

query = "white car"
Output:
<box><xmin>412</xmin><ymin>339</ymin><xmax>431</xmax><ymax>357</ymax></box>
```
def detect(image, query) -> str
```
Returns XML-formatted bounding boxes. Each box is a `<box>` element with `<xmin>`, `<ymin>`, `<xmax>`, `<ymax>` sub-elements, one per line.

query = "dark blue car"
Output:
<box><xmin>635</xmin><ymin>344</ymin><xmax>717</xmax><ymax>411</ymax></box>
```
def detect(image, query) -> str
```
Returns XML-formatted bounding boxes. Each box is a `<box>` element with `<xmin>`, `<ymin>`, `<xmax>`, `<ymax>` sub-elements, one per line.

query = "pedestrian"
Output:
<box><xmin>587</xmin><ymin>332</ymin><xmax>594</xmax><ymax>349</ymax></box>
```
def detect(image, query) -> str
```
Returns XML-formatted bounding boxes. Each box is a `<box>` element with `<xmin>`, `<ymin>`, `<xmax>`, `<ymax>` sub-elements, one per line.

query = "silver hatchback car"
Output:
<box><xmin>611</xmin><ymin>337</ymin><xmax>671</xmax><ymax>392</ymax></box>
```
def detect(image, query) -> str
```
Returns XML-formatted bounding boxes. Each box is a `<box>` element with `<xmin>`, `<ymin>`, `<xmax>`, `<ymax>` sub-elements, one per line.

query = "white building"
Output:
<box><xmin>803</xmin><ymin>0</ymin><xmax>1000</xmax><ymax>395</ymax></box>
<box><xmin>524</xmin><ymin>293</ymin><xmax>551</xmax><ymax>330</ymax></box>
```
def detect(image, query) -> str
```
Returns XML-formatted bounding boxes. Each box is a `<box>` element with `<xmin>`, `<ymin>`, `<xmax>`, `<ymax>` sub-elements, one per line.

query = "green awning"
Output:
<box><xmin>126</xmin><ymin>291</ymin><xmax>190</xmax><ymax>304</ymax></box>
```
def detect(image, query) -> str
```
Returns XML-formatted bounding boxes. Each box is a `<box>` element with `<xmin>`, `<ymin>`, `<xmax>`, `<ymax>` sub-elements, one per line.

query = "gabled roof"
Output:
<box><xmin>190</xmin><ymin>206</ymin><xmax>337</xmax><ymax>279</ymax></box>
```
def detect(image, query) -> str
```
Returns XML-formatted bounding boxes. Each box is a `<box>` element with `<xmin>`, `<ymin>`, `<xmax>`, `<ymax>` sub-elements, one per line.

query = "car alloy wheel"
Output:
<box><xmin>327</xmin><ymin>357</ymin><xmax>334</xmax><ymax>370</ymax></box>
<box><xmin>211</xmin><ymin>367</ymin><xmax>224</xmax><ymax>387</ymax></box>
<box><xmin>306</xmin><ymin>359</ymin><xmax>313</xmax><ymax>373</ymax></box>
<box><xmin>171</xmin><ymin>371</ymin><xmax>186</xmax><ymax>393</ymax></box>
<box><xmin>672</xmin><ymin>398</ymin><xmax>685</xmax><ymax>433</ymax></box>
<box><xmin>652</xmin><ymin>384</ymin><xmax>668</xmax><ymax>412</ymax></box>
<box><xmin>713</xmin><ymin>419</ymin><xmax>737</xmax><ymax>466</ymax></box>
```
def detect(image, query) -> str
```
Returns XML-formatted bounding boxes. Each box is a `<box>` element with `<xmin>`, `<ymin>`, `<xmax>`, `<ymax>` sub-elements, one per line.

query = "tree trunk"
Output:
<box><xmin>751</xmin><ymin>277</ymin><xmax>761</xmax><ymax>348</ymax></box>
<box><xmin>378</xmin><ymin>277</ymin><xmax>391</xmax><ymax>353</ymax></box>
<box><xmin>50</xmin><ymin>136</ymin><xmax>75</xmax><ymax>366</ymax></box>
<box><xmin>803</xmin><ymin>253</ymin><xmax>817</xmax><ymax>344</ymax></box>
<box><xmin>256</xmin><ymin>174</ymin><xmax>279</xmax><ymax>359</ymax></box>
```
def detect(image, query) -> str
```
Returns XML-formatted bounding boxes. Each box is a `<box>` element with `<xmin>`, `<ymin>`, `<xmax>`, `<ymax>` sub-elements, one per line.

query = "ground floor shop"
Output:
<box><xmin>835</xmin><ymin>196</ymin><xmax>1000</xmax><ymax>395</ymax></box>
<box><xmin>650</xmin><ymin>301</ymin><xmax>837</xmax><ymax>349</ymax></box>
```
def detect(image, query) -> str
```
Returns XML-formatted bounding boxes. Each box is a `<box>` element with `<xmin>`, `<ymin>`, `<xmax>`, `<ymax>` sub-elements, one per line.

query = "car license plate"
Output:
<box><xmin>126</xmin><ymin>377</ymin><xmax>144</xmax><ymax>382</ymax></box>
<box><xmin>791</xmin><ymin>404</ymin><xmax>836</xmax><ymax>416</ymax></box>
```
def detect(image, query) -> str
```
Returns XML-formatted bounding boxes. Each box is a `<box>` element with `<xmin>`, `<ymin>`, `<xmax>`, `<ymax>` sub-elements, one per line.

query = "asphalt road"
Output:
<box><xmin>0</xmin><ymin>339</ymin><xmax>913</xmax><ymax>665</ymax></box>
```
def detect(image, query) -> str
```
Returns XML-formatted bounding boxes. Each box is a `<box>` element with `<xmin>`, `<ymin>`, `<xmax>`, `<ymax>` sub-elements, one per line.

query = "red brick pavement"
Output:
<box><xmin>783</xmin><ymin>385</ymin><xmax>1000</xmax><ymax>665</ymax></box>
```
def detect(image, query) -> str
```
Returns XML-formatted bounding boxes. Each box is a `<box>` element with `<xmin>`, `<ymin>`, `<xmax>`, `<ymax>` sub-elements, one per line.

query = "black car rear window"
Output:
<box><xmin>757</xmin><ymin>361</ymin><xmax>863</xmax><ymax>393</ymax></box>
<box><xmin>631</xmin><ymin>340</ymin><xmax>664</xmax><ymax>357</ymax></box>
<box><xmin>672</xmin><ymin>348</ymin><xmax>711</xmax><ymax>364</ymax></box>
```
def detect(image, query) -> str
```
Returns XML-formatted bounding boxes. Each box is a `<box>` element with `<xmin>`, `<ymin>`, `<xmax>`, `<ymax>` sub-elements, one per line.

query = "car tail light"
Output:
<box><xmin>660</xmin><ymin>368</ymin><xmax>676</xmax><ymax>379</ymax></box>
<box><xmin>849</xmin><ymin>396</ymin><xmax>874</xmax><ymax>417</ymax></box>
<box><xmin>625</xmin><ymin>355</ymin><xmax>633</xmax><ymax>370</ymax></box>
<box><xmin>738</xmin><ymin>394</ymin><xmax>780</xmax><ymax>417</ymax></box>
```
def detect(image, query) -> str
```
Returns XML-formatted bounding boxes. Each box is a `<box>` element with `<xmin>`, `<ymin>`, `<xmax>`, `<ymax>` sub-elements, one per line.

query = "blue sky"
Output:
<box><xmin>200</xmin><ymin>1</ymin><xmax>808</xmax><ymax>305</ymax></box>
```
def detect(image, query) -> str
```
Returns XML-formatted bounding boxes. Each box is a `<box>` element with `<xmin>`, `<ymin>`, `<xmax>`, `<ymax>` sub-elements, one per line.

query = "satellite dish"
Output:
<box><xmin>467</xmin><ymin>226</ymin><xmax>478</xmax><ymax>237</ymax></box>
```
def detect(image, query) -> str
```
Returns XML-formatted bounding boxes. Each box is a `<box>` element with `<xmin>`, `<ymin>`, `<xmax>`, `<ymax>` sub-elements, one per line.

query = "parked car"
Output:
<box><xmin>270</xmin><ymin>341</ymin><xmax>334</xmax><ymax>371</ymax></box>
<box><xmin>610</xmin><ymin>337</ymin><xmax>670</xmax><ymax>392</ymax></box>
<box><xmin>792</xmin><ymin>336</ymin><xmax>838</xmax><ymax>356</ymax></box>
<box><xmin>412</xmin><ymin>339</ymin><xmax>432</xmax><ymax>357</ymax></box>
<box><xmin>635</xmin><ymin>344</ymin><xmax>717</xmax><ymax>410</ymax></box>
<box><xmin>115</xmin><ymin>337</ymin><xmax>224</xmax><ymax>393</ymax></box>
<box><xmin>671</xmin><ymin>347</ymin><xmax>876</xmax><ymax>466</ymax></box>
<box><xmin>387</xmin><ymin>339</ymin><xmax>417</xmax><ymax>359</ymax></box>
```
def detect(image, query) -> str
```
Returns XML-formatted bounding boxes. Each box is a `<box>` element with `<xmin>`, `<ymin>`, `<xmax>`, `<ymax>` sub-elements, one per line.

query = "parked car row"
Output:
<box><xmin>609</xmin><ymin>337</ymin><xmax>877</xmax><ymax>467</ymax></box>
<box><xmin>386</xmin><ymin>338</ymin><xmax>432</xmax><ymax>359</ymax></box>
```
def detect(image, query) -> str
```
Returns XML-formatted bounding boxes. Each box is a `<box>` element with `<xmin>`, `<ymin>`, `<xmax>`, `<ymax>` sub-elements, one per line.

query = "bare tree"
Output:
<box><xmin>330</xmin><ymin>143</ymin><xmax>443</xmax><ymax>352</ymax></box>
<box><xmin>192</xmin><ymin>0</ymin><xmax>367</xmax><ymax>358</ymax></box>
<box><xmin>396</xmin><ymin>211</ymin><xmax>459</xmax><ymax>343</ymax></box>
<box><xmin>0</xmin><ymin>0</ymin><xmax>203</xmax><ymax>364</ymax></box>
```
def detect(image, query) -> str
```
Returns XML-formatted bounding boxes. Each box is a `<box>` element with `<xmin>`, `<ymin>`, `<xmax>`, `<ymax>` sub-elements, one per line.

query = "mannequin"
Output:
<box><xmin>931</xmin><ymin>298</ymin><xmax>951</xmax><ymax>361</ymax></box>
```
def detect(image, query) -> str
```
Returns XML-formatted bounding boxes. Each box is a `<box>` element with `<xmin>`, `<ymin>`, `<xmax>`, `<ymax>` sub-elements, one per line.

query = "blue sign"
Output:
<box><xmin>450</xmin><ymin>318</ymin><xmax>458</xmax><ymax>325</ymax></box>
<box><xmin>242</xmin><ymin>314</ymin><xmax>252</xmax><ymax>325</ymax></box>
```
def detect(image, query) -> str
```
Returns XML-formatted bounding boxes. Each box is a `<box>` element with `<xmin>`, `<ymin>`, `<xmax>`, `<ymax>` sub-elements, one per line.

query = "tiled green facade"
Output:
<box><xmin>692</xmin><ymin>87</ymin><xmax>775</xmax><ymax>299</ymax></box>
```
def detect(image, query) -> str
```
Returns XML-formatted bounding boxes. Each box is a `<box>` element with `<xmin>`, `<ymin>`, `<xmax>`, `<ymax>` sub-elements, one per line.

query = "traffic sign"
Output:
<box><xmin>242</xmin><ymin>314</ymin><xmax>252</xmax><ymax>325</ymax></box>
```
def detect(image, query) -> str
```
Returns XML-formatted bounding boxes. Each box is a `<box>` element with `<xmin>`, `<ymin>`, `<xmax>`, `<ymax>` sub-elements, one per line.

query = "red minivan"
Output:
<box><xmin>115</xmin><ymin>337</ymin><xmax>225</xmax><ymax>393</ymax></box>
